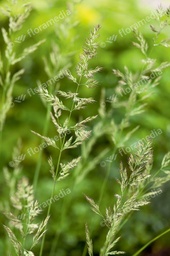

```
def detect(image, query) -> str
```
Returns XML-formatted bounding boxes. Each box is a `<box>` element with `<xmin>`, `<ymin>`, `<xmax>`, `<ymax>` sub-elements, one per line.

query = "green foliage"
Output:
<box><xmin>1</xmin><ymin>1</ymin><xmax>170</xmax><ymax>256</ymax></box>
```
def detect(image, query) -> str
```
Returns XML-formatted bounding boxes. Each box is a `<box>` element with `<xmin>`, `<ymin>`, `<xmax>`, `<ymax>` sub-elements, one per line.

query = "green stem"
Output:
<box><xmin>97</xmin><ymin>107</ymin><xmax>129</xmax><ymax>206</ymax></box>
<box><xmin>39</xmin><ymin>78</ymin><xmax>82</xmax><ymax>255</ymax></box>
<box><xmin>39</xmin><ymin>148</ymin><xmax>63</xmax><ymax>256</ymax></box>
<box><xmin>98</xmin><ymin>147</ymin><xmax>117</xmax><ymax>205</ymax></box>
<box><xmin>0</xmin><ymin>126</ymin><xmax>3</xmax><ymax>161</ymax></box>
<box><xmin>33</xmin><ymin>102</ymin><xmax>52</xmax><ymax>192</ymax></box>
<box><xmin>82</xmin><ymin>244</ymin><xmax>87</xmax><ymax>256</ymax></box>
<box><xmin>0</xmin><ymin>67</ymin><xmax>8</xmax><ymax>161</ymax></box>
<box><xmin>49</xmin><ymin>178</ymin><xmax>73</xmax><ymax>256</ymax></box>
<box><xmin>132</xmin><ymin>227</ymin><xmax>170</xmax><ymax>256</ymax></box>
<box><xmin>22</xmin><ymin>201</ymin><xmax>31</xmax><ymax>256</ymax></box>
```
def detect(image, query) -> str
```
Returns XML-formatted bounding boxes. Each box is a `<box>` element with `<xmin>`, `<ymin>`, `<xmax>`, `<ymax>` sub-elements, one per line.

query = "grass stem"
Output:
<box><xmin>132</xmin><ymin>227</ymin><xmax>170</xmax><ymax>256</ymax></box>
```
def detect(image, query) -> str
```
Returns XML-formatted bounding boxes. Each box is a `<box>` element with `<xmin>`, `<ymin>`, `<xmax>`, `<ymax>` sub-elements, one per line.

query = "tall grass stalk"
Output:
<box><xmin>38</xmin><ymin>25</ymin><xmax>101</xmax><ymax>255</ymax></box>
<box><xmin>39</xmin><ymin>81</ymin><xmax>81</xmax><ymax>254</ymax></box>
<box><xmin>39</xmin><ymin>77</ymin><xmax>81</xmax><ymax>256</ymax></box>
<box><xmin>97</xmin><ymin>21</ymin><xmax>170</xmax><ymax>213</ymax></box>
<box><xmin>133</xmin><ymin>227</ymin><xmax>170</xmax><ymax>256</ymax></box>
<box><xmin>39</xmin><ymin>75</ymin><xmax>88</xmax><ymax>256</ymax></box>
<box><xmin>2</xmin><ymin>2</ymin><xmax>170</xmax><ymax>256</ymax></box>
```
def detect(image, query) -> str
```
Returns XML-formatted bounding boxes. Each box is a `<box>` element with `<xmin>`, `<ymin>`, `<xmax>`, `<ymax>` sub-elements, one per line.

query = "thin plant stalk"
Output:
<box><xmin>132</xmin><ymin>227</ymin><xmax>170</xmax><ymax>256</ymax></box>
<box><xmin>39</xmin><ymin>78</ymin><xmax>82</xmax><ymax>256</ymax></box>
<box><xmin>49</xmin><ymin>181</ymin><xmax>72</xmax><ymax>255</ymax></box>
<box><xmin>97</xmin><ymin>40</ymin><xmax>155</xmax><ymax>209</ymax></box>
<box><xmin>33</xmin><ymin>101</ymin><xmax>52</xmax><ymax>191</ymax></box>
<box><xmin>98</xmin><ymin>147</ymin><xmax>117</xmax><ymax>205</ymax></box>
<box><xmin>49</xmin><ymin>170</ymin><xmax>78</xmax><ymax>255</ymax></box>
<box><xmin>39</xmin><ymin>148</ymin><xmax>62</xmax><ymax>256</ymax></box>
<box><xmin>82</xmin><ymin>245</ymin><xmax>88</xmax><ymax>256</ymax></box>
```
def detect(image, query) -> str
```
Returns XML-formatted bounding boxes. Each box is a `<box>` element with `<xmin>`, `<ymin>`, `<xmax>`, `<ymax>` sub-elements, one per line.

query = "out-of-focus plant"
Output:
<box><xmin>1</xmin><ymin>1</ymin><xmax>170</xmax><ymax>256</ymax></box>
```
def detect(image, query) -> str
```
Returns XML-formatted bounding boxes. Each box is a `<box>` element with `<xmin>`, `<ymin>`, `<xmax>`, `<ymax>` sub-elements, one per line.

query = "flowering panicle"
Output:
<box><xmin>86</xmin><ymin>142</ymin><xmax>170</xmax><ymax>256</ymax></box>
<box><xmin>4</xmin><ymin>177</ymin><xmax>49</xmax><ymax>255</ymax></box>
<box><xmin>32</xmin><ymin>25</ymin><xmax>101</xmax><ymax>181</ymax></box>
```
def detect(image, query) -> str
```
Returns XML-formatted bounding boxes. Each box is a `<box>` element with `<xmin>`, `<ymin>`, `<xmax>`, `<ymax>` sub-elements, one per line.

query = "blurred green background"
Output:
<box><xmin>0</xmin><ymin>0</ymin><xmax>170</xmax><ymax>255</ymax></box>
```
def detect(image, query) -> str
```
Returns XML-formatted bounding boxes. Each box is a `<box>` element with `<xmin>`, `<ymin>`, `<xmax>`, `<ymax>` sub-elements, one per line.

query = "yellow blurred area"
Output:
<box><xmin>76</xmin><ymin>4</ymin><xmax>100</xmax><ymax>25</ymax></box>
